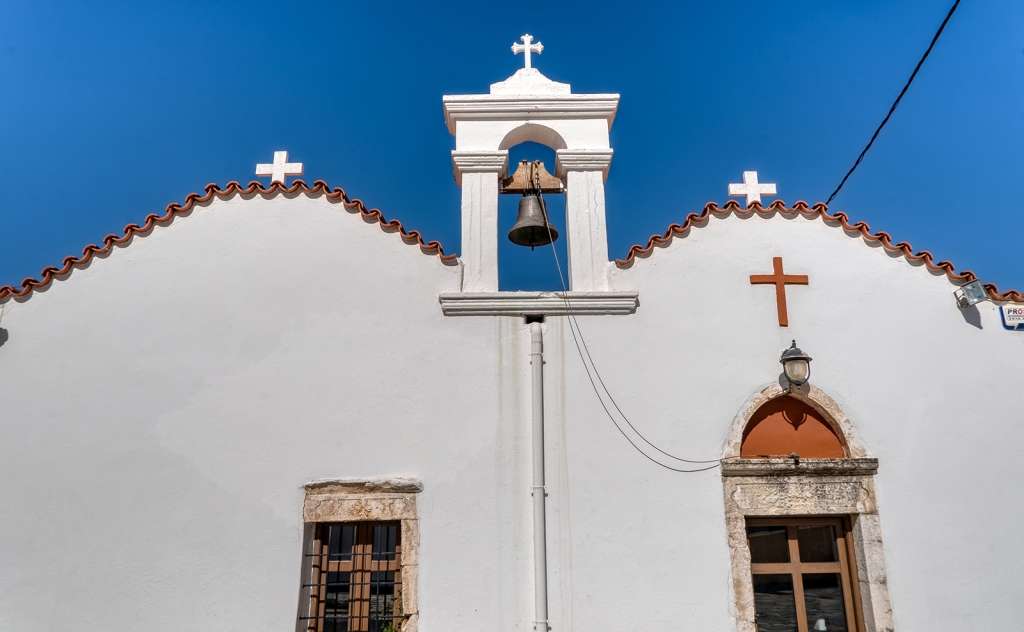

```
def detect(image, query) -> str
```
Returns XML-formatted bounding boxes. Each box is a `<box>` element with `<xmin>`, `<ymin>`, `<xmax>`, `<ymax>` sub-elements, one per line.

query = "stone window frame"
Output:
<box><xmin>299</xmin><ymin>478</ymin><xmax>422</xmax><ymax>632</ymax></box>
<box><xmin>721</xmin><ymin>384</ymin><xmax>894</xmax><ymax>632</ymax></box>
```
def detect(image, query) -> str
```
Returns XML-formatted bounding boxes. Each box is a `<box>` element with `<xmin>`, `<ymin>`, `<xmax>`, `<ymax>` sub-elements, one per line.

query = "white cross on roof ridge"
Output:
<box><xmin>255</xmin><ymin>150</ymin><xmax>304</xmax><ymax>185</ymax></box>
<box><xmin>728</xmin><ymin>170</ymin><xmax>777</xmax><ymax>206</ymax></box>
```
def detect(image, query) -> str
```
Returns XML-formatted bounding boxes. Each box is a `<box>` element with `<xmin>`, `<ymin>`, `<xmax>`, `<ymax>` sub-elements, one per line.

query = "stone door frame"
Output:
<box><xmin>721</xmin><ymin>384</ymin><xmax>894</xmax><ymax>632</ymax></box>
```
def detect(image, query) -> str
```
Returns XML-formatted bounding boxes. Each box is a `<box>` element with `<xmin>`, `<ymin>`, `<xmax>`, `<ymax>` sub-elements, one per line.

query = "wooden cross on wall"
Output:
<box><xmin>750</xmin><ymin>257</ymin><xmax>808</xmax><ymax>327</ymax></box>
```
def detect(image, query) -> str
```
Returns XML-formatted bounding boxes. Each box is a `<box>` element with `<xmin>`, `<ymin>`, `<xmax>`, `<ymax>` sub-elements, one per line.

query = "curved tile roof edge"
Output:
<box><xmin>614</xmin><ymin>200</ymin><xmax>1024</xmax><ymax>303</ymax></box>
<box><xmin>0</xmin><ymin>180</ymin><xmax>459</xmax><ymax>303</ymax></box>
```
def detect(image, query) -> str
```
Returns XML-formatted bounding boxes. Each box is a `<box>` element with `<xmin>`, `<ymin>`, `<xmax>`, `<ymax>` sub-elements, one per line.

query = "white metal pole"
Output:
<box><xmin>529</xmin><ymin>320</ymin><xmax>549</xmax><ymax>632</ymax></box>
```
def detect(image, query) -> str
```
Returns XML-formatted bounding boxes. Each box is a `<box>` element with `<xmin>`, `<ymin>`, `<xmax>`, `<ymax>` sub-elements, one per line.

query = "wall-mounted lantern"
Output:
<box><xmin>780</xmin><ymin>340</ymin><xmax>812</xmax><ymax>387</ymax></box>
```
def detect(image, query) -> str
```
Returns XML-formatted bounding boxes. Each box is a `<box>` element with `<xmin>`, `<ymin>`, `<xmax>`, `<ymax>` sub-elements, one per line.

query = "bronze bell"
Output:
<box><xmin>508</xmin><ymin>193</ymin><xmax>558</xmax><ymax>247</ymax></box>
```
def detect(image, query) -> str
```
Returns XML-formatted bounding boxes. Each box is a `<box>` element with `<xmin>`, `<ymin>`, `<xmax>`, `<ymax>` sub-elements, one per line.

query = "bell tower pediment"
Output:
<box><xmin>489</xmin><ymin>67</ymin><xmax>571</xmax><ymax>96</ymax></box>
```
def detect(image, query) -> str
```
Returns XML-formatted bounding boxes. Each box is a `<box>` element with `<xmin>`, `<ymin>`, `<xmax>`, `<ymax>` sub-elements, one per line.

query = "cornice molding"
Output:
<box><xmin>720</xmin><ymin>457</ymin><xmax>879</xmax><ymax>478</ymax></box>
<box><xmin>0</xmin><ymin>180</ymin><xmax>459</xmax><ymax>304</ymax></box>
<box><xmin>442</xmin><ymin>94</ymin><xmax>620</xmax><ymax>132</ymax></box>
<box><xmin>611</xmin><ymin>201</ymin><xmax>1024</xmax><ymax>303</ymax></box>
<box><xmin>304</xmin><ymin>477</ymin><xmax>424</xmax><ymax>494</ymax></box>
<box><xmin>451</xmin><ymin>150</ymin><xmax>509</xmax><ymax>185</ymax></box>
<box><xmin>438</xmin><ymin>291</ymin><xmax>639</xmax><ymax>316</ymax></box>
<box><xmin>556</xmin><ymin>149</ymin><xmax>615</xmax><ymax>178</ymax></box>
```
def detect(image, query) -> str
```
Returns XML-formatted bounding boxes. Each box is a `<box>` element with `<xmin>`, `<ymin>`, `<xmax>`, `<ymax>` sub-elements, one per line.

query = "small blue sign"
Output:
<box><xmin>999</xmin><ymin>305</ymin><xmax>1024</xmax><ymax>331</ymax></box>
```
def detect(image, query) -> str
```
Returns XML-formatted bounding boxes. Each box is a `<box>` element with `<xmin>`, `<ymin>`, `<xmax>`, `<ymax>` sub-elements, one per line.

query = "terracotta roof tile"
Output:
<box><xmin>0</xmin><ymin>180</ymin><xmax>458</xmax><ymax>303</ymax></box>
<box><xmin>6</xmin><ymin>194</ymin><xmax>1020</xmax><ymax>305</ymax></box>
<box><xmin>615</xmin><ymin>200</ymin><xmax>1024</xmax><ymax>303</ymax></box>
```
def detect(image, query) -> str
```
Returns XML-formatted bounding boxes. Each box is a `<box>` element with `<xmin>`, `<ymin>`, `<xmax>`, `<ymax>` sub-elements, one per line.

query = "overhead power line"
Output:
<box><xmin>825</xmin><ymin>0</ymin><xmax>961</xmax><ymax>205</ymax></box>
<box><xmin>530</xmin><ymin>170</ymin><xmax>720</xmax><ymax>473</ymax></box>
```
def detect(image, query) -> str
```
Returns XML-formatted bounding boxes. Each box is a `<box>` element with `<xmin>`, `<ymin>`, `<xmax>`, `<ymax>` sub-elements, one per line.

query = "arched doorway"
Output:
<box><xmin>721</xmin><ymin>384</ymin><xmax>893</xmax><ymax>632</ymax></box>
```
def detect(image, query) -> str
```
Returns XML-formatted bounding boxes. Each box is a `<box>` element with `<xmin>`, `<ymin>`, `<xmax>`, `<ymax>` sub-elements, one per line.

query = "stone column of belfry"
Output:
<box><xmin>557</xmin><ymin>149</ymin><xmax>614</xmax><ymax>291</ymax></box>
<box><xmin>451</xmin><ymin>150</ymin><xmax>508</xmax><ymax>292</ymax></box>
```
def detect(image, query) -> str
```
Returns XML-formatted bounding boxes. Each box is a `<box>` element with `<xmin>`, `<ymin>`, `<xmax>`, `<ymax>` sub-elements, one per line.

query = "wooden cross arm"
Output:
<box><xmin>749</xmin><ymin>274</ymin><xmax>809</xmax><ymax>285</ymax></box>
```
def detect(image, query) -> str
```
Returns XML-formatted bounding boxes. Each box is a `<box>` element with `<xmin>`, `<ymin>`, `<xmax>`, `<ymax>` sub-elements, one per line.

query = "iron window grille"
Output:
<box><xmin>300</xmin><ymin>521</ymin><xmax>402</xmax><ymax>632</ymax></box>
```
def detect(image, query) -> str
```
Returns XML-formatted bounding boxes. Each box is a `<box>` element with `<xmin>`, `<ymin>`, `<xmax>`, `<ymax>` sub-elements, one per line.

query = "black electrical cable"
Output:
<box><xmin>571</xmin><ymin>314</ymin><xmax>721</xmax><ymax>464</ymax></box>
<box><xmin>825</xmin><ymin>0</ymin><xmax>961</xmax><ymax>205</ymax></box>
<box><xmin>528</xmin><ymin>165</ymin><xmax>720</xmax><ymax>472</ymax></box>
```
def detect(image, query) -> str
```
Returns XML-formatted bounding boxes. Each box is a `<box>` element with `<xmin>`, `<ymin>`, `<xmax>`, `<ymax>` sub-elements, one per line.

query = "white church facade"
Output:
<box><xmin>2</xmin><ymin>36</ymin><xmax>1023</xmax><ymax>632</ymax></box>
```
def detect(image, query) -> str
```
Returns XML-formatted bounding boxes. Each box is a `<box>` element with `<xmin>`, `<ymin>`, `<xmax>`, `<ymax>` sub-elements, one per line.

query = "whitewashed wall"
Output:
<box><xmin>2</xmin><ymin>198</ymin><xmax>1022</xmax><ymax>631</ymax></box>
<box><xmin>545</xmin><ymin>210</ymin><xmax>1024</xmax><ymax>630</ymax></box>
<box><xmin>0</xmin><ymin>194</ymin><xmax>532</xmax><ymax>632</ymax></box>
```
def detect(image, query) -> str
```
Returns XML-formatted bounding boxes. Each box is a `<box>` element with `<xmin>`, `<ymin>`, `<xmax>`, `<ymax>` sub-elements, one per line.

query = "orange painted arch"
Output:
<box><xmin>740</xmin><ymin>395</ymin><xmax>846</xmax><ymax>458</ymax></box>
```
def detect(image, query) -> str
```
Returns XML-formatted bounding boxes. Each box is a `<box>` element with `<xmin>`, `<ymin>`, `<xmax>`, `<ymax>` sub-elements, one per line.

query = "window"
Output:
<box><xmin>301</xmin><ymin>522</ymin><xmax>403</xmax><ymax>632</ymax></box>
<box><xmin>747</xmin><ymin>518</ymin><xmax>861</xmax><ymax>632</ymax></box>
<box><xmin>299</xmin><ymin>479</ymin><xmax>420</xmax><ymax>632</ymax></box>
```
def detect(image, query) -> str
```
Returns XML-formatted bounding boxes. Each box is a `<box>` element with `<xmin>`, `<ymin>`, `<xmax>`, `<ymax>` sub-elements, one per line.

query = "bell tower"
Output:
<box><xmin>442</xmin><ymin>36</ymin><xmax>620</xmax><ymax>294</ymax></box>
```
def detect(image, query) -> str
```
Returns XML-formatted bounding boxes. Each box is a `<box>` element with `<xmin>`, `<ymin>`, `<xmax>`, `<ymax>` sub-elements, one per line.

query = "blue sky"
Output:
<box><xmin>2</xmin><ymin>0</ymin><xmax>1021</xmax><ymax>292</ymax></box>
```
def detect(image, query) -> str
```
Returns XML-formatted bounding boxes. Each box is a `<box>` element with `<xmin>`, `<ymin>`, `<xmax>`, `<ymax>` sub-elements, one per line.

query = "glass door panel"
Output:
<box><xmin>802</xmin><ymin>573</ymin><xmax>848</xmax><ymax>632</ymax></box>
<box><xmin>752</xmin><ymin>574</ymin><xmax>799</xmax><ymax>632</ymax></box>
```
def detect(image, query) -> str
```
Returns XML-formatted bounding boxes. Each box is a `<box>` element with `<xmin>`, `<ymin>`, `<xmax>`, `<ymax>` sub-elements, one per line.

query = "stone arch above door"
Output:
<box><xmin>722</xmin><ymin>383</ymin><xmax>869</xmax><ymax>460</ymax></box>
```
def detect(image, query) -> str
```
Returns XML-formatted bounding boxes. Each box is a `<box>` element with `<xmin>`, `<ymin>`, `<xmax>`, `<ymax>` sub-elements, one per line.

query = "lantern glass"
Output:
<box><xmin>784</xmin><ymin>358</ymin><xmax>810</xmax><ymax>385</ymax></box>
<box><xmin>779</xmin><ymin>340</ymin><xmax>812</xmax><ymax>387</ymax></box>
<box><xmin>953</xmin><ymin>279</ymin><xmax>987</xmax><ymax>308</ymax></box>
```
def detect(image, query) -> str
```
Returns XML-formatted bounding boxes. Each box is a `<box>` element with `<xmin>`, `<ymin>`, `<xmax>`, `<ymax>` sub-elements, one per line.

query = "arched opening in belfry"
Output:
<box><xmin>498</xmin><ymin>141</ymin><xmax>569</xmax><ymax>291</ymax></box>
<box><xmin>498</xmin><ymin>123</ymin><xmax>568</xmax><ymax>152</ymax></box>
<box><xmin>740</xmin><ymin>395</ymin><xmax>847</xmax><ymax>458</ymax></box>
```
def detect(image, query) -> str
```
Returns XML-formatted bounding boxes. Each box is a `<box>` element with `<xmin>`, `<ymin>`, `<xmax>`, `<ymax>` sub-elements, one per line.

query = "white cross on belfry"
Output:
<box><xmin>255</xmin><ymin>150</ymin><xmax>304</xmax><ymax>184</ymax></box>
<box><xmin>511</xmin><ymin>34</ymin><xmax>544</xmax><ymax>69</ymax></box>
<box><xmin>728</xmin><ymin>170</ymin><xmax>778</xmax><ymax>206</ymax></box>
